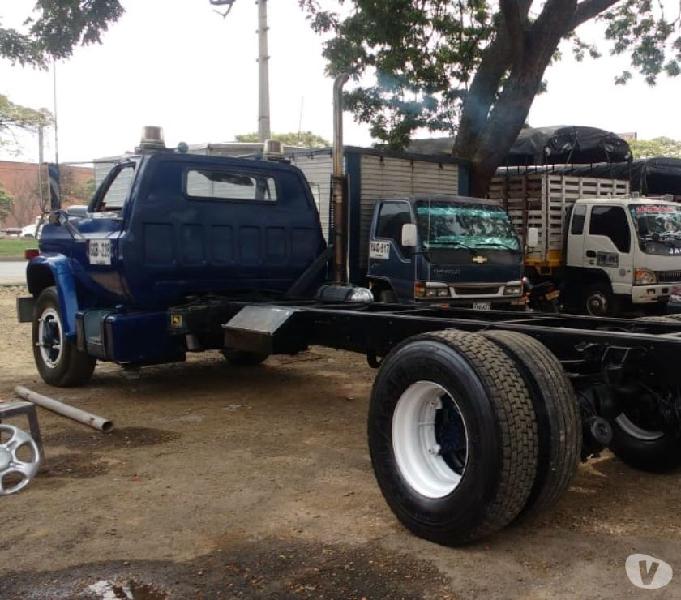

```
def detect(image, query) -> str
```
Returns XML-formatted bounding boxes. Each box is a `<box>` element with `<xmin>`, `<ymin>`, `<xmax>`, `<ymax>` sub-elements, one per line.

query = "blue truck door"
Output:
<box><xmin>368</xmin><ymin>201</ymin><xmax>415</xmax><ymax>301</ymax></box>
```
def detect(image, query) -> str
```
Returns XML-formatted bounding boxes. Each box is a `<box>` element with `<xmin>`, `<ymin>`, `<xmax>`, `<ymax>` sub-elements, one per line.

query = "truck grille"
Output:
<box><xmin>453</xmin><ymin>286</ymin><xmax>501</xmax><ymax>296</ymax></box>
<box><xmin>656</xmin><ymin>270</ymin><xmax>681</xmax><ymax>283</ymax></box>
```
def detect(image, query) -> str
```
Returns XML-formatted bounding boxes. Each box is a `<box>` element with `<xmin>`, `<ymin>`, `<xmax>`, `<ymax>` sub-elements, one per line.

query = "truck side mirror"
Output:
<box><xmin>401</xmin><ymin>223</ymin><xmax>418</xmax><ymax>248</ymax></box>
<box><xmin>527</xmin><ymin>227</ymin><xmax>539</xmax><ymax>249</ymax></box>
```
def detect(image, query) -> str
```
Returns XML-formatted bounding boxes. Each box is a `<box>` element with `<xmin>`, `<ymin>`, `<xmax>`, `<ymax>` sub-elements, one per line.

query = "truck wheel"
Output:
<box><xmin>32</xmin><ymin>286</ymin><xmax>96</xmax><ymax>387</ymax></box>
<box><xmin>368</xmin><ymin>330</ymin><xmax>538</xmax><ymax>545</ymax></box>
<box><xmin>482</xmin><ymin>331</ymin><xmax>581</xmax><ymax>516</ymax></box>
<box><xmin>610</xmin><ymin>411</ymin><xmax>681</xmax><ymax>472</ymax></box>
<box><xmin>584</xmin><ymin>283</ymin><xmax>618</xmax><ymax>317</ymax></box>
<box><xmin>221</xmin><ymin>349</ymin><xmax>269</xmax><ymax>366</ymax></box>
<box><xmin>377</xmin><ymin>289</ymin><xmax>398</xmax><ymax>303</ymax></box>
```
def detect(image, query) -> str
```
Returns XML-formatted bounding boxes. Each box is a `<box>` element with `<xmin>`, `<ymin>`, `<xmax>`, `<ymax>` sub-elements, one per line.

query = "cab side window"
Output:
<box><xmin>96</xmin><ymin>164</ymin><xmax>135</xmax><ymax>212</ymax></box>
<box><xmin>376</xmin><ymin>202</ymin><xmax>413</xmax><ymax>256</ymax></box>
<box><xmin>571</xmin><ymin>204</ymin><xmax>586</xmax><ymax>234</ymax></box>
<box><xmin>589</xmin><ymin>205</ymin><xmax>631</xmax><ymax>253</ymax></box>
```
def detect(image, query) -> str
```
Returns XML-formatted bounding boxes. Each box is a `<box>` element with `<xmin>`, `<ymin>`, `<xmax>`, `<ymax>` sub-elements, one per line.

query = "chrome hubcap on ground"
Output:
<box><xmin>392</xmin><ymin>381</ymin><xmax>468</xmax><ymax>499</ymax></box>
<box><xmin>38</xmin><ymin>307</ymin><xmax>62</xmax><ymax>368</ymax></box>
<box><xmin>0</xmin><ymin>424</ymin><xmax>41</xmax><ymax>496</ymax></box>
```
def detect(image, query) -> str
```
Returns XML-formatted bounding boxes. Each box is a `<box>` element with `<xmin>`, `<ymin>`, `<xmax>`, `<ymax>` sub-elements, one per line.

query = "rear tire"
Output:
<box><xmin>368</xmin><ymin>329</ymin><xmax>538</xmax><ymax>545</ymax></box>
<box><xmin>221</xmin><ymin>349</ymin><xmax>269</xmax><ymax>366</ymax></box>
<box><xmin>32</xmin><ymin>286</ymin><xmax>95</xmax><ymax>387</ymax></box>
<box><xmin>610</xmin><ymin>413</ymin><xmax>681</xmax><ymax>472</ymax></box>
<box><xmin>482</xmin><ymin>331</ymin><xmax>581</xmax><ymax>516</ymax></box>
<box><xmin>377</xmin><ymin>289</ymin><xmax>398</xmax><ymax>304</ymax></box>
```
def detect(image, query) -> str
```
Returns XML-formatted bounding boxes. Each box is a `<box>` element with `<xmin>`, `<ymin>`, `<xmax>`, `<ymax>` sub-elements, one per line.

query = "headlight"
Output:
<box><xmin>415</xmin><ymin>282</ymin><xmax>451</xmax><ymax>298</ymax></box>
<box><xmin>634</xmin><ymin>268</ymin><xmax>657</xmax><ymax>285</ymax></box>
<box><xmin>503</xmin><ymin>282</ymin><xmax>523</xmax><ymax>296</ymax></box>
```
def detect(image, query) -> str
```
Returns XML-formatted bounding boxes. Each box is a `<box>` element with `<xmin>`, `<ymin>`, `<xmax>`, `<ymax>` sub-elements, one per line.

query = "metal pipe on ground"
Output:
<box><xmin>14</xmin><ymin>386</ymin><xmax>113</xmax><ymax>433</ymax></box>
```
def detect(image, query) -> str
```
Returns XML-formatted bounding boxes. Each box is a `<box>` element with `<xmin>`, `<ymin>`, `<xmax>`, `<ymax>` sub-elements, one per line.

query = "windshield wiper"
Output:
<box><xmin>427</xmin><ymin>240</ymin><xmax>476</xmax><ymax>254</ymax></box>
<box><xmin>475</xmin><ymin>241</ymin><xmax>519</xmax><ymax>252</ymax></box>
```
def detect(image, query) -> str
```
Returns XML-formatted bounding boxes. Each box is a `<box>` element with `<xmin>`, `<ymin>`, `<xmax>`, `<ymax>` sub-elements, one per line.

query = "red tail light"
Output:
<box><xmin>24</xmin><ymin>249</ymin><xmax>40</xmax><ymax>260</ymax></box>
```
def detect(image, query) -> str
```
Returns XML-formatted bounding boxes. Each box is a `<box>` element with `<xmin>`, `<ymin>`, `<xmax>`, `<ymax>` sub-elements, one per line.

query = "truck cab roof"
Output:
<box><xmin>575</xmin><ymin>195</ymin><xmax>678</xmax><ymax>206</ymax></box>
<box><xmin>384</xmin><ymin>195</ymin><xmax>504</xmax><ymax>207</ymax></box>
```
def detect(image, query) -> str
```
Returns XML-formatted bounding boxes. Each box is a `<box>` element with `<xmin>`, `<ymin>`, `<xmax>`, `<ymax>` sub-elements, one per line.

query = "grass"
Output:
<box><xmin>0</xmin><ymin>238</ymin><xmax>37</xmax><ymax>258</ymax></box>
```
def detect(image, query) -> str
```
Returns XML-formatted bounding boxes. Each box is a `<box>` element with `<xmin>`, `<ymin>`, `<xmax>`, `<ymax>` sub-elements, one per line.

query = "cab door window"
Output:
<box><xmin>589</xmin><ymin>205</ymin><xmax>631</xmax><ymax>253</ymax></box>
<box><xmin>94</xmin><ymin>163</ymin><xmax>136</xmax><ymax>212</ymax></box>
<box><xmin>376</xmin><ymin>202</ymin><xmax>413</xmax><ymax>257</ymax></box>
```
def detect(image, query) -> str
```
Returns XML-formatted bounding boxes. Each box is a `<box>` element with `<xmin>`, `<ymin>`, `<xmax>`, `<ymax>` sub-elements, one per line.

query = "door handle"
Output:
<box><xmin>585</xmin><ymin>250</ymin><xmax>596</xmax><ymax>258</ymax></box>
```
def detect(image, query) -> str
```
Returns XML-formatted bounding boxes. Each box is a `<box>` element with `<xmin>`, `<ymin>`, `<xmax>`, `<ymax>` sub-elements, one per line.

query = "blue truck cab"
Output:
<box><xmin>366</xmin><ymin>196</ymin><xmax>524</xmax><ymax>306</ymax></box>
<box><xmin>19</xmin><ymin>150</ymin><xmax>326</xmax><ymax>386</ymax></box>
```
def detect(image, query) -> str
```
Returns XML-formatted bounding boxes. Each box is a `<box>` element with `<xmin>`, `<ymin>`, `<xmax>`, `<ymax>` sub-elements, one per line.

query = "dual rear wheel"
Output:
<box><xmin>368</xmin><ymin>328</ymin><xmax>581</xmax><ymax>545</ymax></box>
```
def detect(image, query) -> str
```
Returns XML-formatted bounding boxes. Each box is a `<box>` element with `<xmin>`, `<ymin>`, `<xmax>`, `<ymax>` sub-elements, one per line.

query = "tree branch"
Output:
<box><xmin>570</xmin><ymin>0</ymin><xmax>621</xmax><ymax>28</ymax></box>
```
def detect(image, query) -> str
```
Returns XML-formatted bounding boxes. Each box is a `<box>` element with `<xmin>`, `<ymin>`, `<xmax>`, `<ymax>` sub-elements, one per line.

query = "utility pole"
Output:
<box><xmin>211</xmin><ymin>0</ymin><xmax>271</xmax><ymax>141</ymax></box>
<box><xmin>257</xmin><ymin>0</ymin><xmax>271</xmax><ymax>142</ymax></box>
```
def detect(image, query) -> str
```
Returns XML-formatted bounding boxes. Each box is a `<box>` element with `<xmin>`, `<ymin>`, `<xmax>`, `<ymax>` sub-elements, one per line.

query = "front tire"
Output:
<box><xmin>584</xmin><ymin>283</ymin><xmax>618</xmax><ymax>317</ymax></box>
<box><xmin>368</xmin><ymin>330</ymin><xmax>538</xmax><ymax>545</ymax></box>
<box><xmin>32</xmin><ymin>286</ymin><xmax>95</xmax><ymax>387</ymax></box>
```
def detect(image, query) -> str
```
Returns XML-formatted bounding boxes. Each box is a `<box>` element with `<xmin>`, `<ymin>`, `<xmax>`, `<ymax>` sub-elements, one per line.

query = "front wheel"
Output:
<box><xmin>32</xmin><ymin>286</ymin><xmax>95</xmax><ymax>387</ymax></box>
<box><xmin>584</xmin><ymin>283</ymin><xmax>618</xmax><ymax>317</ymax></box>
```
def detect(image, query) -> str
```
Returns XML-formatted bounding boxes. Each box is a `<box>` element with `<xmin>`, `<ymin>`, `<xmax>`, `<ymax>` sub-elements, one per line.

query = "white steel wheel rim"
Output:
<box><xmin>615</xmin><ymin>413</ymin><xmax>665</xmax><ymax>441</ymax></box>
<box><xmin>38</xmin><ymin>307</ymin><xmax>63</xmax><ymax>368</ymax></box>
<box><xmin>392</xmin><ymin>380</ymin><xmax>468</xmax><ymax>499</ymax></box>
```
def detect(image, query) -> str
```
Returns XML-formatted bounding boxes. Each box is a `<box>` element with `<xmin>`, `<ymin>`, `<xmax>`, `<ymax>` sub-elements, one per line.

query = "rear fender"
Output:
<box><xmin>27</xmin><ymin>255</ymin><xmax>79</xmax><ymax>337</ymax></box>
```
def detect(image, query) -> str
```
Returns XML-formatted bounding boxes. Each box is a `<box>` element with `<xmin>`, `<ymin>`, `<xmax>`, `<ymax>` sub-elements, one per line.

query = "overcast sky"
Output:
<box><xmin>1</xmin><ymin>0</ymin><xmax>680</xmax><ymax>164</ymax></box>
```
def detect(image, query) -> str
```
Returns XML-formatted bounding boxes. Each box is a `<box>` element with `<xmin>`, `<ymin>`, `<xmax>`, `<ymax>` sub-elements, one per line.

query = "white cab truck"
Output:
<box><xmin>490</xmin><ymin>172</ymin><xmax>681</xmax><ymax>315</ymax></box>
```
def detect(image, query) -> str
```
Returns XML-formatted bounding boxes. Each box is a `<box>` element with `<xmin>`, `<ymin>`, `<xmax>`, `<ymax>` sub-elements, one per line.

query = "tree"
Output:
<box><xmin>0</xmin><ymin>1</ymin><xmax>124</xmax><ymax>67</ymax></box>
<box><xmin>235</xmin><ymin>131</ymin><xmax>331</xmax><ymax>147</ymax></box>
<box><xmin>301</xmin><ymin>0</ymin><xmax>681</xmax><ymax>194</ymax></box>
<box><xmin>0</xmin><ymin>93</ymin><xmax>52</xmax><ymax>148</ymax></box>
<box><xmin>630</xmin><ymin>137</ymin><xmax>681</xmax><ymax>160</ymax></box>
<box><xmin>1</xmin><ymin>2</ymin><xmax>124</xmax><ymax>148</ymax></box>
<box><xmin>0</xmin><ymin>184</ymin><xmax>13</xmax><ymax>226</ymax></box>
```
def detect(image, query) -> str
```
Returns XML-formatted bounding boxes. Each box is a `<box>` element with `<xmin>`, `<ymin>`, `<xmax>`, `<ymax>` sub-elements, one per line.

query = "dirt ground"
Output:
<box><xmin>1</xmin><ymin>286</ymin><xmax>680</xmax><ymax>599</ymax></box>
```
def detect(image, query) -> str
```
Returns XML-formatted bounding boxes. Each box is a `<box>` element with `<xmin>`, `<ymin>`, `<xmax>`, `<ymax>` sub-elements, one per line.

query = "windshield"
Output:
<box><xmin>629</xmin><ymin>204</ymin><xmax>681</xmax><ymax>255</ymax></box>
<box><xmin>415</xmin><ymin>201</ymin><xmax>520</xmax><ymax>251</ymax></box>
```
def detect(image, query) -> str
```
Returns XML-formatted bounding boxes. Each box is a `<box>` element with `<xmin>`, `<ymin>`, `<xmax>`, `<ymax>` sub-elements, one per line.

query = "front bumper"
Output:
<box><xmin>631</xmin><ymin>284</ymin><xmax>673</xmax><ymax>304</ymax></box>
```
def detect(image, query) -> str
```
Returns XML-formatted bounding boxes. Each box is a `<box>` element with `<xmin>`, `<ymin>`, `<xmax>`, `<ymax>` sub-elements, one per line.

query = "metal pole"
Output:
<box><xmin>332</xmin><ymin>74</ymin><xmax>349</xmax><ymax>284</ymax></box>
<box><xmin>15</xmin><ymin>386</ymin><xmax>114</xmax><ymax>433</ymax></box>
<box><xmin>257</xmin><ymin>0</ymin><xmax>271</xmax><ymax>142</ymax></box>
<box><xmin>53</xmin><ymin>60</ymin><xmax>59</xmax><ymax>166</ymax></box>
<box><xmin>37</xmin><ymin>126</ymin><xmax>46</xmax><ymax>214</ymax></box>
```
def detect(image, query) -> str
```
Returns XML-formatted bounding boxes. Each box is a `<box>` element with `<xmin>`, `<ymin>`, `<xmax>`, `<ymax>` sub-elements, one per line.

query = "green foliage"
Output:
<box><xmin>0</xmin><ymin>238</ymin><xmax>36</xmax><ymax>257</ymax></box>
<box><xmin>235</xmin><ymin>131</ymin><xmax>330</xmax><ymax>147</ymax></box>
<box><xmin>0</xmin><ymin>0</ymin><xmax>124</xmax><ymax>67</ymax></box>
<box><xmin>630</xmin><ymin>137</ymin><xmax>681</xmax><ymax>159</ymax></box>
<box><xmin>301</xmin><ymin>1</ymin><xmax>681</xmax><ymax>154</ymax></box>
<box><xmin>0</xmin><ymin>185</ymin><xmax>13</xmax><ymax>225</ymax></box>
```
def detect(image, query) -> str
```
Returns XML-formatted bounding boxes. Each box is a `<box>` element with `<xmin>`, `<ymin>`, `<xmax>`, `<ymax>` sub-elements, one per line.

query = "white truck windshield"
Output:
<box><xmin>629</xmin><ymin>204</ymin><xmax>681</xmax><ymax>255</ymax></box>
<box><xmin>416</xmin><ymin>201</ymin><xmax>520</xmax><ymax>252</ymax></box>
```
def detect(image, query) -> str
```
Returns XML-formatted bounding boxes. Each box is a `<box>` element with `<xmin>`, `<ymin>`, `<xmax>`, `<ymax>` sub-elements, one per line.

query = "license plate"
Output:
<box><xmin>546</xmin><ymin>290</ymin><xmax>560</xmax><ymax>301</ymax></box>
<box><xmin>88</xmin><ymin>239</ymin><xmax>112</xmax><ymax>265</ymax></box>
<box><xmin>473</xmin><ymin>302</ymin><xmax>492</xmax><ymax>311</ymax></box>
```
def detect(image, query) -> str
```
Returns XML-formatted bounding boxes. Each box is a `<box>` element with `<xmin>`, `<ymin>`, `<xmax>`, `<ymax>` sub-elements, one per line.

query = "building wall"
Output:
<box><xmin>0</xmin><ymin>161</ymin><xmax>94</xmax><ymax>228</ymax></box>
